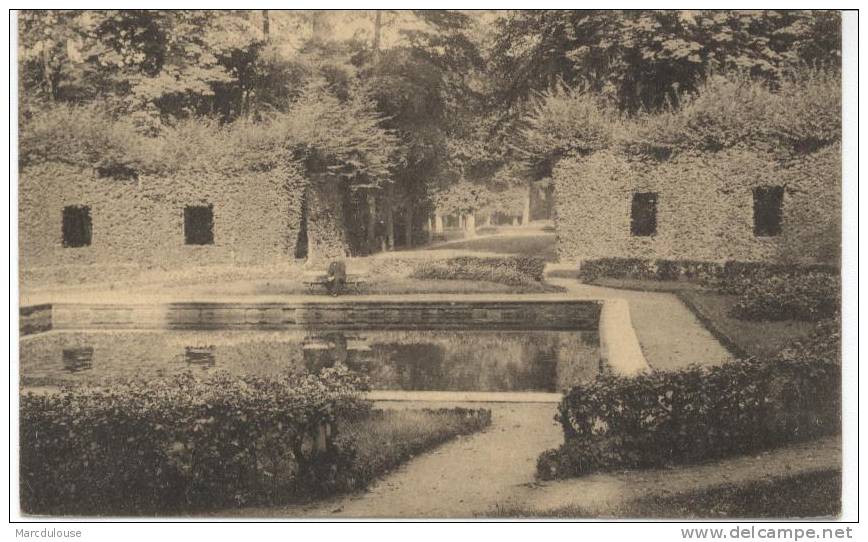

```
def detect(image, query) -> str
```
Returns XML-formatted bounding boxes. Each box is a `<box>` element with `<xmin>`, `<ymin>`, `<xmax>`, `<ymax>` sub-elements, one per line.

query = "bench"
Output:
<box><xmin>302</xmin><ymin>272</ymin><xmax>367</xmax><ymax>292</ymax></box>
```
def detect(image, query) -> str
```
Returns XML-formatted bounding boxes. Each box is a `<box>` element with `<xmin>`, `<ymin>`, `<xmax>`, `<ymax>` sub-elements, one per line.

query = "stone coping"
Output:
<box><xmin>366</xmin><ymin>391</ymin><xmax>562</xmax><ymax>403</ymax></box>
<box><xmin>45</xmin><ymin>299</ymin><xmax>602</xmax><ymax>332</ymax></box>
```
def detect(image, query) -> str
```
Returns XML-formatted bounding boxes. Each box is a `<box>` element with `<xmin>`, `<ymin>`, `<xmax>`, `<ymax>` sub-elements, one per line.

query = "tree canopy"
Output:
<box><xmin>19</xmin><ymin>9</ymin><xmax>842</xmax><ymax>226</ymax></box>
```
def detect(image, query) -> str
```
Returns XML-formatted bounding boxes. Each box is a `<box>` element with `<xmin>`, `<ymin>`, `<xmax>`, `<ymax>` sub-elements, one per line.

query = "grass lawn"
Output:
<box><xmin>422</xmin><ymin>233</ymin><xmax>558</xmax><ymax>261</ymax></box>
<box><xmin>202</xmin><ymin>277</ymin><xmax>564</xmax><ymax>297</ymax></box>
<box><xmin>489</xmin><ymin>469</ymin><xmax>841</xmax><ymax>519</ymax></box>
<box><xmin>337</xmin><ymin>408</ymin><xmax>492</xmax><ymax>488</ymax></box>
<box><xmin>676</xmin><ymin>290</ymin><xmax>820</xmax><ymax>358</ymax></box>
<box><xmin>586</xmin><ymin>277</ymin><xmax>821</xmax><ymax>359</ymax></box>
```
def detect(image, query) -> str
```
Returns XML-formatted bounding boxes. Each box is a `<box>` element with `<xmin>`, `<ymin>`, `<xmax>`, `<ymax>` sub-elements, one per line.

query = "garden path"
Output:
<box><xmin>226</xmin><ymin>402</ymin><xmax>563</xmax><ymax>518</ymax></box>
<box><xmin>546</xmin><ymin>277</ymin><xmax>734</xmax><ymax>370</ymax></box>
<box><xmin>226</xmin><ymin>405</ymin><xmax>839</xmax><ymax>519</ymax></box>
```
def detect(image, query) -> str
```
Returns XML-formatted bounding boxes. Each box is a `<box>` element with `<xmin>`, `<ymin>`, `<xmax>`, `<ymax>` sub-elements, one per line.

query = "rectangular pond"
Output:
<box><xmin>20</xmin><ymin>328</ymin><xmax>601</xmax><ymax>393</ymax></box>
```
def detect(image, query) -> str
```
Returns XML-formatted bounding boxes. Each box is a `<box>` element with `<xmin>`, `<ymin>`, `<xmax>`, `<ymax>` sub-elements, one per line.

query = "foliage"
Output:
<box><xmin>490</xmin><ymin>10</ymin><xmax>840</xmax><ymax>114</ymax></box>
<box><xmin>20</xmin><ymin>89</ymin><xmax>398</xmax><ymax>184</ymax></box>
<box><xmin>537</xmin><ymin>357</ymin><xmax>840</xmax><ymax>480</ymax></box>
<box><xmin>522</xmin><ymin>70</ymin><xmax>840</xmax><ymax>167</ymax></box>
<box><xmin>516</xmin><ymin>84</ymin><xmax>619</xmax><ymax>179</ymax></box>
<box><xmin>717</xmin><ymin>260</ymin><xmax>839</xmax><ymax>294</ymax></box>
<box><xmin>624</xmin><ymin>70</ymin><xmax>841</xmax><ymax>158</ymax></box>
<box><xmin>410</xmin><ymin>256</ymin><xmax>546</xmax><ymax>286</ymax></box>
<box><xmin>19</xmin><ymin>11</ymin><xmax>268</xmax><ymax>124</ymax></box>
<box><xmin>777</xmin><ymin>315</ymin><xmax>841</xmax><ymax>364</ymax></box>
<box><xmin>577</xmin><ymin>257</ymin><xmax>840</xmax><ymax>298</ymax></box>
<box><xmin>20</xmin><ymin>367</ymin><xmax>370</xmax><ymax>515</ymax></box>
<box><xmin>578</xmin><ymin>257</ymin><xmax>723</xmax><ymax>283</ymax></box>
<box><xmin>731</xmin><ymin>273</ymin><xmax>840</xmax><ymax>321</ymax></box>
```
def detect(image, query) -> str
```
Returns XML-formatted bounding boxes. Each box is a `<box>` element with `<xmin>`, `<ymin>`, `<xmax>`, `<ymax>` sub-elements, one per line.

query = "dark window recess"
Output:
<box><xmin>62</xmin><ymin>205</ymin><xmax>92</xmax><ymax>248</ymax></box>
<box><xmin>753</xmin><ymin>186</ymin><xmax>784</xmax><ymax>237</ymax></box>
<box><xmin>184</xmin><ymin>205</ymin><xmax>214</xmax><ymax>245</ymax></box>
<box><xmin>630</xmin><ymin>192</ymin><xmax>658</xmax><ymax>237</ymax></box>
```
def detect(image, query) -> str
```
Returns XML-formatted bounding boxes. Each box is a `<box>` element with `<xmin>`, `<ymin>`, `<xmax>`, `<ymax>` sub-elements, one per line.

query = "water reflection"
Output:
<box><xmin>22</xmin><ymin>329</ymin><xmax>600</xmax><ymax>392</ymax></box>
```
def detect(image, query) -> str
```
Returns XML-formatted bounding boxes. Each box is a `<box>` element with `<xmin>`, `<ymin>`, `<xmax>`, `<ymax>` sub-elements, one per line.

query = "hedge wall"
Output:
<box><xmin>20</xmin><ymin>368</ymin><xmax>369</xmax><ymax>515</ymax></box>
<box><xmin>537</xmin><ymin>357</ymin><xmax>841</xmax><ymax>480</ymax></box>
<box><xmin>554</xmin><ymin>144</ymin><xmax>840</xmax><ymax>265</ymax></box>
<box><xmin>19</xmin><ymin>161</ymin><xmax>307</xmax><ymax>270</ymax></box>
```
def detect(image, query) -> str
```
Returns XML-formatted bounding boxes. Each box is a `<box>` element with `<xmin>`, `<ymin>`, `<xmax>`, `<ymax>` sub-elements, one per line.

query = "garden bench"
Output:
<box><xmin>302</xmin><ymin>271</ymin><xmax>367</xmax><ymax>292</ymax></box>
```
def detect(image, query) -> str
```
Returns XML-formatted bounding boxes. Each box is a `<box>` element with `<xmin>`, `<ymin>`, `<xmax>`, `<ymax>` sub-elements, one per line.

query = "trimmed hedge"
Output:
<box><xmin>537</xmin><ymin>358</ymin><xmax>840</xmax><ymax>480</ymax></box>
<box><xmin>20</xmin><ymin>368</ymin><xmax>370</xmax><ymax>515</ymax></box>
<box><xmin>578</xmin><ymin>257</ymin><xmax>722</xmax><ymax>284</ymax></box>
<box><xmin>410</xmin><ymin>256</ymin><xmax>546</xmax><ymax>286</ymax></box>
<box><xmin>732</xmin><ymin>273</ymin><xmax>841</xmax><ymax>321</ymax></box>
<box><xmin>718</xmin><ymin>261</ymin><xmax>840</xmax><ymax>295</ymax></box>
<box><xmin>577</xmin><ymin>257</ymin><xmax>839</xmax><ymax>295</ymax></box>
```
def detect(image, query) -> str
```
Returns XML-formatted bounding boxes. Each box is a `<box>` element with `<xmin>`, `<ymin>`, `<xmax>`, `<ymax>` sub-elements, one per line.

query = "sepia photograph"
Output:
<box><xmin>9</xmin><ymin>6</ymin><xmax>856</xmax><ymax>525</ymax></box>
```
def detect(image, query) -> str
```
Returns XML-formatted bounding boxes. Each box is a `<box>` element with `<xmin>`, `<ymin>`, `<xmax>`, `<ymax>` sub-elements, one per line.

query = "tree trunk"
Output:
<box><xmin>522</xmin><ymin>182</ymin><xmax>532</xmax><ymax>226</ymax></box>
<box><xmin>261</xmin><ymin>10</ymin><xmax>270</xmax><ymax>38</ymax></box>
<box><xmin>512</xmin><ymin>216</ymin><xmax>519</xmax><ymax>226</ymax></box>
<box><xmin>366</xmin><ymin>192</ymin><xmax>377</xmax><ymax>254</ymax></box>
<box><xmin>465</xmin><ymin>213</ymin><xmax>477</xmax><ymax>238</ymax></box>
<box><xmin>405</xmin><ymin>203</ymin><xmax>414</xmax><ymax>248</ymax></box>
<box><xmin>485</xmin><ymin>214</ymin><xmax>493</xmax><ymax>227</ymax></box>
<box><xmin>372</xmin><ymin>11</ymin><xmax>382</xmax><ymax>63</ymax></box>
<box><xmin>41</xmin><ymin>41</ymin><xmax>55</xmax><ymax>100</ymax></box>
<box><xmin>384</xmin><ymin>184</ymin><xmax>395</xmax><ymax>251</ymax></box>
<box><xmin>434</xmin><ymin>213</ymin><xmax>444</xmax><ymax>234</ymax></box>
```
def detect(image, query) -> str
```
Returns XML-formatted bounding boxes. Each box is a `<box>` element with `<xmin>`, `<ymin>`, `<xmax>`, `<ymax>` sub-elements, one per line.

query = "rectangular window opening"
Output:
<box><xmin>62</xmin><ymin>205</ymin><xmax>92</xmax><ymax>248</ymax></box>
<box><xmin>184</xmin><ymin>205</ymin><xmax>214</xmax><ymax>245</ymax></box>
<box><xmin>753</xmin><ymin>186</ymin><xmax>784</xmax><ymax>237</ymax></box>
<box><xmin>630</xmin><ymin>192</ymin><xmax>657</xmax><ymax>237</ymax></box>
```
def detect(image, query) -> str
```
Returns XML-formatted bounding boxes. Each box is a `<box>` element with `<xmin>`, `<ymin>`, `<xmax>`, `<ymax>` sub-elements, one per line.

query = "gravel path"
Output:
<box><xmin>548</xmin><ymin>278</ymin><xmax>733</xmax><ymax>370</ymax></box>
<box><xmin>227</xmin><ymin>402</ymin><xmax>563</xmax><ymax>518</ymax></box>
<box><xmin>225</xmin><ymin>406</ymin><xmax>838</xmax><ymax>519</ymax></box>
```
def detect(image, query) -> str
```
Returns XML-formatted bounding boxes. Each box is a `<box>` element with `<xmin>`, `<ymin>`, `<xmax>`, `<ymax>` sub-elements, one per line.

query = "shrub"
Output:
<box><xmin>717</xmin><ymin>261</ymin><xmax>839</xmax><ymax>295</ymax></box>
<box><xmin>578</xmin><ymin>257</ymin><xmax>723</xmax><ymax>283</ymax></box>
<box><xmin>20</xmin><ymin>367</ymin><xmax>370</xmax><ymax>515</ymax></box>
<box><xmin>777</xmin><ymin>316</ymin><xmax>841</xmax><ymax>364</ymax></box>
<box><xmin>537</xmin><ymin>358</ymin><xmax>840</xmax><ymax>480</ymax></box>
<box><xmin>620</xmin><ymin>71</ymin><xmax>841</xmax><ymax>159</ymax></box>
<box><xmin>578</xmin><ymin>257</ymin><xmax>839</xmax><ymax>297</ymax></box>
<box><xmin>731</xmin><ymin>273</ymin><xmax>841</xmax><ymax>322</ymax></box>
<box><xmin>410</xmin><ymin>256</ymin><xmax>546</xmax><ymax>286</ymax></box>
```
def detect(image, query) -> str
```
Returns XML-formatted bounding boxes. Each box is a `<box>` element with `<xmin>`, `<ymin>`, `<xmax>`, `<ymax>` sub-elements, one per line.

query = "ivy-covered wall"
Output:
<box><xmin>19</xmin><ymin>162</ymin><xmax>306</xmax><ymax>269</ymax></box>
<box><xmin>553</xmin><ymin>144</ymin><xmax>840</xmax><ymax>264</ymax></box>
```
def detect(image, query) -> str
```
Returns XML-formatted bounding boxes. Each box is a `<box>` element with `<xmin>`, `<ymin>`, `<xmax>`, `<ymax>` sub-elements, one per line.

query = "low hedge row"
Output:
<box><xmin>578</xmin><ymin>258</ymin><xmax>722</xmax><ymax>284</ymax></box>
<box><xmin>537</xmin><ymin>357</ymin><xmax>840</xmax><ymax>480</ymax></box>
<box><xmin>410</xmin><ymin>256</ymin><xmax>546</xmax><ymax>286</ymax></box>
<box><xmin>731</xmin><ymin>272</ymin><xmax>841</xmax><ymax>321</ymax></box>
<box><xmin>577</xmin><ymin>257</ymin><xmax>839</xmax><ymax>295</ymax></box>
<box><xmin>20</xmin><ymin>367</ymin><xmax>370</xmax><ymax>515</ymax></box>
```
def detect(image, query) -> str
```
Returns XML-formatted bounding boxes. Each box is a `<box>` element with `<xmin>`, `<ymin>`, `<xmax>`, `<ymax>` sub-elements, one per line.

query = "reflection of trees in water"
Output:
<box><xmin>346</xmin><ymin>330</ymin><xmax>598</xmax><ymax>392</ymax></box>
<box><xmin>556</xmin><ymin>331</ymin><xmax>601</xmax><ymax>390</ymax></box>
<box><xmin>21</xmin><ymin>331</ymin><xmax>310</xmax><ymax>384</ymax></box>
<box><xmin>22</xmin><ymin>329</ymin><xmax>601</xmax><ymax>391</ymax></box>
